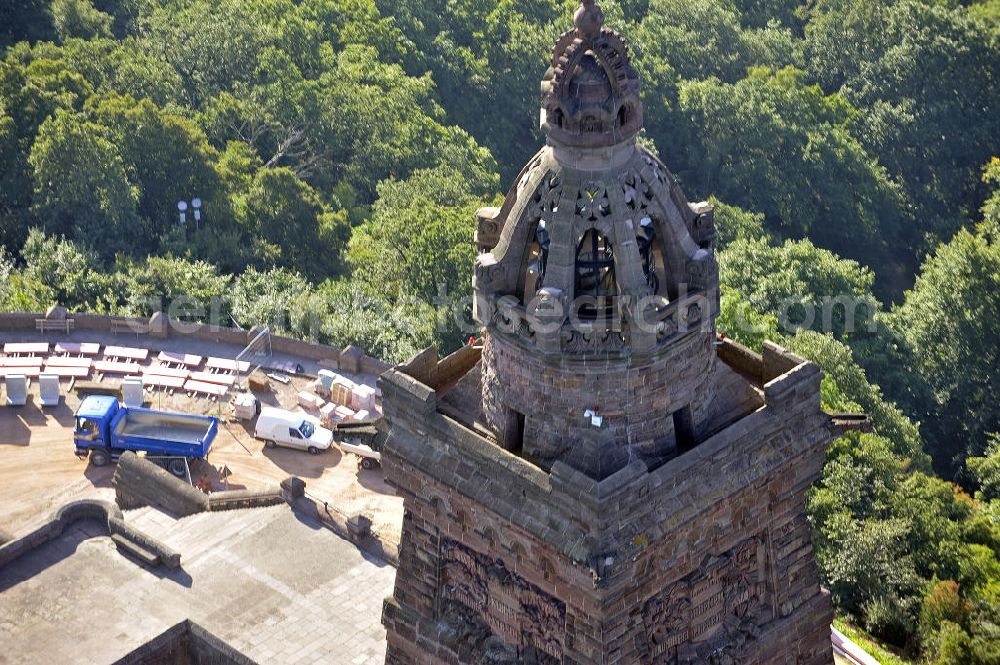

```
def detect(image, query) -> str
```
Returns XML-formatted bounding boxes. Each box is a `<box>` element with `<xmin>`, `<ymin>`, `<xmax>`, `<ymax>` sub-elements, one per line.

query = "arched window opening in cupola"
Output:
<box><xmin>617</xmin><ymin>104</ymin><xmax>631</xmax><ymax>129</ymax></box>
<box><xmin>575</xmin><ymin>229</ymin><xmax>617</xmax><ymax>320</ymax></box>
<box><xmin>637</xmin><ymin>216</ymin><xmax>667</xmax><ymax>297</ymax></box>
<box><xmin>519</xmin><ymin>220</ymin><xmax>551</xmax><ymax>304</ymax></box>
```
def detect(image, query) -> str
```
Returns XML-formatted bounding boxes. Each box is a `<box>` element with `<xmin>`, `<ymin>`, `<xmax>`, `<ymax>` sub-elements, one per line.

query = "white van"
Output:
<box><xmin>254</xmin><ymin>407</ymin><xmax>334</xmax><ymax>455</ymax></box>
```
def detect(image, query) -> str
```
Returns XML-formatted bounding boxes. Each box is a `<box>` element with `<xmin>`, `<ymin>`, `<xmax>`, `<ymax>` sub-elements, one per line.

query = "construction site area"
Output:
<box><xmin>0</xmin><ymin>312</ymin><xmax>408</xmax><ymax>664</ymax></box>
<box><xmin>0</xmin><ymin>317</ymin><xmax>403</xmax><ymax>544</ymax></box>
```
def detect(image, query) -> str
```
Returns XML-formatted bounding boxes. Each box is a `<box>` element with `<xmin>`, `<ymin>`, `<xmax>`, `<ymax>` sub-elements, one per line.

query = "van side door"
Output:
<box><xmin>287</xmin><ymin>427</ymin><xmax>306</xmax><ymax>450</ymax></box>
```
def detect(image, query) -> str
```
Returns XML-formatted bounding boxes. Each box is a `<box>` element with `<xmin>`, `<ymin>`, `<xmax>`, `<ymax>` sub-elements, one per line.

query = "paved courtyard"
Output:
<box><xmin>0</xmin><ymin>504</ymin><xmax>396</xmax><ymax>664</ymax></box>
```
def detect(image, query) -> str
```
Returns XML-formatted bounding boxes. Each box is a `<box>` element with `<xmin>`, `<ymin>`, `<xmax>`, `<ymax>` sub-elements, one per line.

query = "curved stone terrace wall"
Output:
<box><xmin>0</xmin><ymin>498</ymin><xmax>181</xmax><ymax>570</ymax></box>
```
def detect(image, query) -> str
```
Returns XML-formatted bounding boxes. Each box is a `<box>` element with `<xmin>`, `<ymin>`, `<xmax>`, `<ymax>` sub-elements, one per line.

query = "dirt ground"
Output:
<box><xmin>0</xmin><ymin>372</ymin><xmax>403</xmax><ymax>543</ymax></box>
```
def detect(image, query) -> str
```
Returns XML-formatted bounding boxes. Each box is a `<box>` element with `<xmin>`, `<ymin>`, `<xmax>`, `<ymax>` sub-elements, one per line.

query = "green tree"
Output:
<box><xmin>635</xmin><ymin>0</ymin><xmax>761</xmax><ymax>87</ymax></box>
<box><xmin>92</xmin><ymin>0</ymin><xmax>140</xmax><ymax>37</ymax></box>
<box><xmin>320</xmin><ymin>45</ymin><xmax>485</xmax><ymax>195</ymax></box>
<box><xmin>297</xmin><ymin>0</ymin><xmax>413</xmax><ymax>66</ymax></box>
<box><xmin>787</xmin><ymin>331</ymin><xmax>924</xmax><ymax>463</ymax></box>
<box><xmin>967</xmin><ymin>435</ymin><xmax>1000</xmax><ymax>503</ymax></box>
<box><xmin>712</xmin><ymin>199</ymin><xmax>767</xmax><ymax>250</ymax></box>
<box><xmin>315</xmin><ymin>279</ymin><xmax>437</xmax><ymax>364</ymax></box>
<box><xmin>720</xmin><ymin>235</ymin><xmax>878</xmax><ymax>340</ymax></box>
<box><xmin>819</xmin><ymin>514</ymin><xmax>922</xmax><ymax>638</ymax></box>
<box><xmin>921</xmin><ymin>580</ymin><xmax>973</xmax><ymax>641</ymax></box>
<box><xmin>92</xmin><ymin>95</ymin><xmax>231</xmax><ymax>240</ymax></box>
<box><xmin>28</xmin><ymin>108</ymin><xmax>145</xmax><ymax>259</ymax></box>
<box><xmin>0</xmin><ymin>244</ymin><xmax>55</xmax><ymax>311</ymax></box>
<box><xmin>118</xmin><ymin>255</ymin><xmax>231</xmax><ymax>320</ymax></box>
<box><xmin>210</xmin><ymin>49</ymin><xmax>326</xmax><ymax>178</ymax></box>
<box><xmin>347</xmin><ymin>157</ymin><xmax>498</xmax><ymax>351</ymax></box>
<box><xmin>733</xmin><ymin>0</ymin><xmax>803</xmax><ymax>30</ymax></box>
<box><xmin>366</xmin><ymin>0</ymin><xmax>560</xmax><ymax>183</ymax></box>
<box><xmin>0</xmin><ymin>54</ymin><xmax>93</xmax><ymax>248</ymax></box>
<box><xmin>971</xmin><ymin>0</ymin><xmax>1000</xmax><ymax>35</ymax></box>
<box><xmin>893</xmin><ymin>215</ymin><xmax>1000</xmax><ymax>469</ymax></box>
<box><xmin>58</xmin><ymin>38</ymin><xmax>183</xmax><ymax>104</ymax></box>
<box><xmin>51</xmin><ymin>0</ymin><xmax>113</xmax><ymax>42</ymax></box>
<box><xmin>716</xmin><ymin>218</ymin><xmax>935</xmax><ymax>428</ymax></box>
<box><xmin>804</xmin><ymin>0</ymin><xmax>1000</xmax><ymax>254</ymax></box>
<box><xmin>140</xmin><ymin>0</ymin><xmax>318</xmax><ymax>109</ymax></box>
<box><xmin>675</xmin><ymin>67</ymin><xmax>906</xmax><ymax>273</ymax></box>
<box><xmin>1</xmin><ymin>0</ymin><xmax>55</xmax><ymax>50</ymax></box>
<box><xmin>351</xmin><ymin>159</ymin><xmax>496</xmax><ymax>326</ymax></box>
<box><xmin>230</xmin><ymin>266</ymin><xmax>315</xmax><ymax>335</ymax></box>
<box><xmin>19</xmin><ymin>227</ymin><xmax>109</xmax><ymax>308</ymax></box>
<box><xmin>237</xmin><ymin>166</ymin><xmax>348</xmax><ymax>281</ymax></box>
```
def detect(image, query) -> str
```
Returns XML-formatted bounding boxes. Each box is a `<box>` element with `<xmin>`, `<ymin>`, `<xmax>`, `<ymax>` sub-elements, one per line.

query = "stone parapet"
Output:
<box><xmin>381</xmin><ymin>338</ymin><xmax>823</xmax><ymax>564</ymax></box>
<box><xmin>381</xmin><ymin>337</ymin><xmax>835</xmax><ymax>664</ymax></box>
<box><xmin>113</xmin><ymin>451</ymin><xmax>211</xmax><ymax>516</ymax></box>
<box><xmin>0</xmin><ymin>312</ymin><xmax>390</xmax><ymax>375</ymax></box>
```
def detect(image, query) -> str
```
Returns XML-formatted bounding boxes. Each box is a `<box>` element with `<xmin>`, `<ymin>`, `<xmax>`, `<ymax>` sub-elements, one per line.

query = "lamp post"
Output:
<box><xmin>192</xmin><ymin>198</ymin><xmax>202</xmax><ymax>231</ymax></box>
<box><xmin>178</xmin><ymin>199</ymin><xmax>204</xmax><ymax>230</ymax></box>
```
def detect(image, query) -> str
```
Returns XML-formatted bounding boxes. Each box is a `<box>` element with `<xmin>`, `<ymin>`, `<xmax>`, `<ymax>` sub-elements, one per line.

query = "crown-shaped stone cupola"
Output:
<box><xmin>471</xmin><ymin>0</ymin><xmax>722</xmax><ymax>479</ymax></box>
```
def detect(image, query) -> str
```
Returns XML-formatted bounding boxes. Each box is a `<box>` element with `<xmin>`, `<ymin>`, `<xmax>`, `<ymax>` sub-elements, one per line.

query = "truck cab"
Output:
<box><xmin>74</xmin><ymin>395</ymin><xmax>120</xmax><ymax>464</ymax></box>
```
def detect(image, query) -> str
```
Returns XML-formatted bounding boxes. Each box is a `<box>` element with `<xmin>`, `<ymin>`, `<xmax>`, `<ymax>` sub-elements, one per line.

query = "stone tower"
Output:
<box><xmin>380</xmin><ymin>2</ymin><xmax>843</xmax><ymax>662</ymax></box>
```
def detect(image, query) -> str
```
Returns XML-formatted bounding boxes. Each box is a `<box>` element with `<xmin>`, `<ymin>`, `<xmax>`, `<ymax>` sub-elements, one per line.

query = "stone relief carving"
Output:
<box><xmin>642</xmin><ymin>153</ymin><xmax>668</xmax><ymax>186</ymax></box>
<box><xmin>562</xmin><ymin>328</ymin><xmax>627</xmax><ymax>354</ymax></box>
<box><xmin>518</xmin><ymin>155</ymin><xmax>545</xmax><ymax>199</ymax></box>
<box><xmin>690</xmin><ymin>206</ymin><xmax>715</xmax><ymax>249</ymax></box>
<box><xmin>525</xmin><ymin>172</ymin><xmax>562</xmax><ymax>227</ymax></box>
<box><xmin>621</xmin><ymin>169</ymin><xmax>656</xmax><ymax>208</ymax></box>
<box><xmin>576</xmin><ymin>182</ymin><xmax>611</xmax><ymax>221</ymax></box>
<box><xmin>438</xmin><ymin>537</ymin><xmax>566</xmax><ymax>660</ymax></box>
<box><xmin>621</xmin><ymin>173</ymin><xmax>641</xmax><ymax>211</ymax></box>
<box><xmin>491</xmin><ymin>303</ymin><xmax>535</xmax><ymax>341</ymax></box>
<box><xmin>682</xmin><ymin>303</ymin><xmax>702</xmax><ymax>327</ymax></box>
<box><xmin>478</xmin><ymin>217</ymin><xmax>501</xmax><ymax>251</ymax></box>
<box><xmin>476</xmin><ymin>262</ymin><xmax>507</xmax><ymax>289</ymax></box>
<box><xmin>656</xmin><ymin>312</ymin><xmax>678</xmax><ymax>343</ymax></box>
<box><xmin>638</xmin><ymin>535</ymin><xmax>771</xmax><ymax>665</ymax></box>
<box><xmin>642</xmin><ymin>582</ymin><xmax>690</xmax><ymax>656</ymax></box>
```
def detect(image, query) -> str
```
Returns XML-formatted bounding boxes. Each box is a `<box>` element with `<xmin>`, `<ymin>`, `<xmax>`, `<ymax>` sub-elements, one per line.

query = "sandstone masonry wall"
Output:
<box><xmin>380</xmin><ymin>341</ymin><xmax>835</xmax><ymax>664</ymax></box>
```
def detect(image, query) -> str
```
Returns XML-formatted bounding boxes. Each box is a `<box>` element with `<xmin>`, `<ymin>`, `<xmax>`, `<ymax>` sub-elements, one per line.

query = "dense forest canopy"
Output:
<box><xmin>1</xmin><ymin>0</ymin><xmax>999</xmax><ymax>660</ymax></box>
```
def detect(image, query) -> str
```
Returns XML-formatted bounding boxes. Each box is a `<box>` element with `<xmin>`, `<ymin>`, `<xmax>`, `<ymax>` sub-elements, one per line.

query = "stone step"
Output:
<box><xmin>111</xmin><ymin>533</ymin><xmax>161</xmax><ymax>567</ymax></box>
<box><xmin>125</xmin><ymin>505</ymin><xmax>288</xmax><ymax>562</ymax></box>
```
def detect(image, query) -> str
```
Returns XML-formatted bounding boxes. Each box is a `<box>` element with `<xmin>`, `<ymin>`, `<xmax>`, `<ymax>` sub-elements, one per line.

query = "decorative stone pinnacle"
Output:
<box><xmin>573</xmin><ymin>0</ymin><xmax>604</xmax><ymax>39</ymax></box>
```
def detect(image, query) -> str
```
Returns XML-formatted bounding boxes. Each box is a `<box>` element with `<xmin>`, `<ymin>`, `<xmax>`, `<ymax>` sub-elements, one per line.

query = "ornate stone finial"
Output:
<box><xmin>540</xmin><ymin>0</ymin><xmax>643</xmax><ymax>148</ymax></box>
<box><xmin>573</xmin><ymin>0</ymin><xmax>604</xmax><ymax>39</ymax></box>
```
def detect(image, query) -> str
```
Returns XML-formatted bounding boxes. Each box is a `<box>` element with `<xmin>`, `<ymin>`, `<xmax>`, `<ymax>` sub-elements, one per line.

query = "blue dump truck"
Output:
<box><xmin>73</xmin><ymin>395</ymin><xmax>218</xmax><ymax>476</ymax></box>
